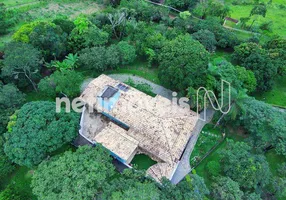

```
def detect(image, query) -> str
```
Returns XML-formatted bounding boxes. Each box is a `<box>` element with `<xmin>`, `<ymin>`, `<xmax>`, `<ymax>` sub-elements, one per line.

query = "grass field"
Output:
<box><xmin>2</xmin><ymin>0</ymin><xmax>36</xmax><ymax>7</ymax></box>
<box><xmin>253</xmin><ymin>76</ymin><xmax>286</xmax><ymax>107</ymax></box>
<box><xmin>0</xmin><ymin>0</ymin><xmax>102</xmax><ymax>48</ymax></box>
<box><xmin>225</xmin><ymin>0</ymin><xmax>286</xmax><ymax>37</ymax></box>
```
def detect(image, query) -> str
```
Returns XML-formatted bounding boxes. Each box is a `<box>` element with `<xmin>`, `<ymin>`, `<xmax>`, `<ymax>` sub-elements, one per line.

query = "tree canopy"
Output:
<box><xmin>211</xmin><ymin>176</ymin><xmax>244</xmax><ymax>200</ymax></box>
<box><xmin>239</xmin><ymin>98</ymin><xmax>286</xmax><ymax>156</ymax></box>
<box><xmin>219</xmin><ymin>140</ymin><xmax>271</xmax><ymax>190</ymax></box>
<box><xmin>232</xmin><ymin>42</ymin><xmax>277</xmax><ymax>91</ymax></box>
<box><xmin>32</xmin><ymin>145</ymin><xmax>115</xmax><ymax>200</ymax></box>
<box><xmin>4</xmin><ymin>101</ymin><xmax>80</xmax><ymax>167</ymax></box>
<box><xmin>0</xmin><ymin>83</ymin><xmax>25</xmax><ymax>134</ymax></box>
<box><xmin>158</xmin><ymin>34</ymin><xmax>210</xmax><ymax>93</ymax></box>
<box><xmin>2</xmin><ymin>42</ymin><xmax>41</xmax><ymax>91</ymax></box>
<box><xmin>38</xmin><ymin>70</ymin><xmax>84</xmax><ymax>98</ymax></box>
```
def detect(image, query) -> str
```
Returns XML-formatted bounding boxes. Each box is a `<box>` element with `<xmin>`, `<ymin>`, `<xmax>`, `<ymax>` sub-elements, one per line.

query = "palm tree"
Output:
<box><xmin>215</xmin><ymin>88</ymin><xmax>248</xmax><ymax>128</ymax></box>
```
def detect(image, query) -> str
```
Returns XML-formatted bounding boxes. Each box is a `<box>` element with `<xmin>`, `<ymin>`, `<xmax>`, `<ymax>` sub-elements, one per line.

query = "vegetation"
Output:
<box><xmin>4</xmin><ymin>101</ymin><xmax>80</xmax><ymax>167</ymax></box>
<box><xmin>0</xmin><ymin>0</ymin><xmax>285</xmax><ymax>199</ymax></box>
<box><xmin>32</xmin><ymin>145</ymin><xmax>115</xmax><ymax>200</ymax></box>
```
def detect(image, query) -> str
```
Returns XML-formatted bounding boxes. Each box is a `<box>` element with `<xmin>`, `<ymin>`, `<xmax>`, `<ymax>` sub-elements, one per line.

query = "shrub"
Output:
<box><xmin>117</xmin><ymin>41</ymin><xmax>136</xmax><ymax>65</ymax></box>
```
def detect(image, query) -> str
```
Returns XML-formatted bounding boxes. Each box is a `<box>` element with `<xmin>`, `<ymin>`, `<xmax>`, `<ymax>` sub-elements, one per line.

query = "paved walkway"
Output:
<box><xmin>171</xmin><ymin>108</ymin><xmax>215</xmax><ymax>184</ymax></box>
<box><xmin>108</xmin><ymin>74</ymin><xmax>173</xmax><ymax>99</ymax></box>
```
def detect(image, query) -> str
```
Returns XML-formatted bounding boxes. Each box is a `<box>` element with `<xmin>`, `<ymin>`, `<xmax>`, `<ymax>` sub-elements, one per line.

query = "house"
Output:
<box><xmin>78</xmin><ymin>74</ymin><xmax>198</xmax><ymax>182</ymax></box>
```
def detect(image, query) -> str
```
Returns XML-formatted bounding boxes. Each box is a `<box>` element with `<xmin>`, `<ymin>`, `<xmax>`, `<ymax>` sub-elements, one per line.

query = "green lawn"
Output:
<box><xmin>2</xmin><ymin>0</ymin><xmax>36</xmax><ymax>7</ymax></box>
<box><xmin>190</xmin><ymin>124</ymin><xmax>223</xmax><ymax>168</ymax></box>
<box><xmin>131</xmin><ymin>154</ymin><xmax>157</xmax><ymax>170</ymax></box>
<box><xmin>253</xmin><ymin>76</ymin><xmax>286</xmax><ymax>107</ymax></box>
<box><xmin>225</xmin><ymin>0</ymin><xmax>286</xmax><ymax>37</ymax></box>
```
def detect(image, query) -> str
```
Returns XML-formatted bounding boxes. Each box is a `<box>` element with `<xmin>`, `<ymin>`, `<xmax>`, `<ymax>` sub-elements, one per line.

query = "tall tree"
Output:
<box><xmin>0</xmin><ymin>83</ymin><xmax>25</xmax><ymax>134</ymax></box>
<box><xmin>240</xmin><ymin>98</ymin><xmax>286</xmax><ymax>155</ymax></box>
<box><xmin>192</xmin><ymin>29</ymin><xmax>217</xmax><ymax>52</ymax></box>
<box><xmin>211</xmin><ymin>176</ymin><xmax>244</xmax><ymax>200</ymax></box>
<box><xmin>29</xmin><ymin>22</ymin><xmax>67</xmax><ymax>60</ymax></box>
<box><xmin>160</xmin><ymin>175</ymin><xmax>209</xmax><ymax>200</ymax></box>
<box><xmin>158</xmin><ymin>34</ymin><xmax>209</xmax><ymax>93</ymax></box>
<box><xmin>232</xmin><ymin>42</ymin><xmax>277</xmax><ymax>91</ymax></box>
<box><xmin>0</xmin><ymin>3</ymin><xmax>10</xmax><ymax>35</ymax></box>
<box><xmin>249</xmin><ymin>3</ymin><xmax>267</xmax><ymax>29</ymax></box>
<box><xmin>4</xmin><ymin>101</ymin><xmax>80</xmax><ymax>167</ymax></box>
<box><xmin>38</xmin><ymin>70</ymin><xmax>84</xmax><ymax>98</ymax></box>
<box><xmin>2</xmin><ymin>42</ymin><xmax>41</xmax><ymax>91</ymax></box>
<box><xmin>219</xmin><ymin>140</ymin><xmax>272</xmax><ymax>190</ymax></box>
<box><xmin>32</xmin><ymin>146</ymin><xmax>115</xmax><ymax>200</ymax></box>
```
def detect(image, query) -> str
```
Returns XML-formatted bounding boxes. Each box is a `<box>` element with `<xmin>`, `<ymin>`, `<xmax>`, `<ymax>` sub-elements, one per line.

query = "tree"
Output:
<box><xmin>117</xmin><ymin>41</ymin><xmax>136</xmax><ymax>65</ymax></box>
<box><xmin>2</xmin><ymin>42</ymin><xmax>41</xmax><ymax>91</ymax></box>
<box><xmin>32</xmin><ymin>145</ymin><xmax>115</xmax><ymax>200</ymax></box>
<box><xmin>194</xmin><ymin>17</ymin><xmax>238</xmax><ymax>48</ymax></box>
<box><xmin>12</xmin><ymin>21</ymin><xmax>40</xmax><ymax>43</ymax></box>
<box><xmin>0</xmin><ymin>83</ymin><xmax>25</xmax><ymax>134</ymax></box>
<box><xmin>232</xmin><ymin>42</ymin><xmax>277</xmax><ymax>91</ymax></box>
<box><xmin>249</xmin><ymin>3</ymin><xmax>267</xmax><ymax>29</ymax></box>
<box><xmin>108</xmin><ymin>10</ymin><xmax>129</xmax><ymax>39</ymax></box>
<box><xmin>165</xmin><ymin>0</ymin><xmax>193</xmax><ymax>9</ymax></box>
<box><xmin>0</xmin><ymin>3</ymin><xmax>11</xmax><ymax>35</ymax></box>
<box><xmin>160</xmin><ymin>174</ymin><xmax>209</xmax><ymax>200</ymax></box>
<box><xmin>235</xmin><ymin>65</ymin><xmax>257</xmax><ymax>93</ymax></box>
<box><xmin>243</xmin><ymin>192</ymin><xmax>262</xmax><ymax>200</ymax></box>
<box><xmin>265</xmin><ymin>36</ymin><xmax>286</xmax><ymax>76</ymax></box>
<box><xmin>29</xmin><ymin>22</ymin><xmax>67</xmax><ymax>60</ymax></box>
<box><xmin>239</xmin><ymin>98</ymin><xmax>286</xmax><ymax>156</ymax></box>
<box><xmin>211</xmin><ymin>176</ymin><xmax>244</xmax><ymax>200</ymax></box>
<box><xmin>4</xmin><ymin>101</ymin><xmax>80</xmax><ymax>167</ymax></box>
<box><xmin>52</xmin><ymin>18</ymin><xmax>75</xmax><ymax>35</ymax></box>
<box><xmin>158</xmin><ymin>34</ymin><xmax>210</xmax><ymax>93</ymax></box>
<box><xmin>78</xmin><ymin>46</ymin><xmax>108</xmax><ymax>71</ymax></box>
<box><xmin>83</xmin><ymin>26</ymin><xmax>109</xmax><ymax>47</ymax></box>
<box><xmin>38</xmin><ymin>70</ymin><xmax>84</xmax><ymax>98</ymax></box>
<box><xmin>219</xmin><ymin>140</ymin><xmax>272</xmax><ymax>190</ymax></box>
<box><xmin>105</xmin><ymin>44</ymin><xmax>120</xmax><ymax>69</ymax></box>
<box><xmin>0</xmin><ymin>136</ymin><xmax>15</xmax><ymax>179</ymax></box>
<box><xmin>215</xmin><ymin>88</ymin><xmax>249</xmax><ymax>127</ymax></box>
<box><xmin>207</xmin><ymin>0</ymin><xmax>231</xmax><ymax>19</ymax></box>
<box><xmin>192</xmin><ymin>29</ymin><xmax>217</xmax><ymax>52</ymax></box>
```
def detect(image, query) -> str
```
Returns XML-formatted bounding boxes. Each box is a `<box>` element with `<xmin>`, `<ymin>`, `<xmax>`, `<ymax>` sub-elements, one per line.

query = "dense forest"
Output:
<box><xmin>0</xmin><ymin>0</ymin><xmax>285</xmax><ymax>199</ymax></box>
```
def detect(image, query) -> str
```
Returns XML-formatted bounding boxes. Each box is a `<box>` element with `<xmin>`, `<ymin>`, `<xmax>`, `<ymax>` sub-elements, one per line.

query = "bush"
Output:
<box><xmin>117</xmin><ymin>41</ymin><xmax>136</xmax><ymax>65</ymax></box>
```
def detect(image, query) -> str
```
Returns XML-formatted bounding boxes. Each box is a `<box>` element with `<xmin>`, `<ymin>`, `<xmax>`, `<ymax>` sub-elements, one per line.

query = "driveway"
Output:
<box><xmin>171</xmin><ymin>108</ymin><xmax>215</xmax><ymax>184</ymax></box>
